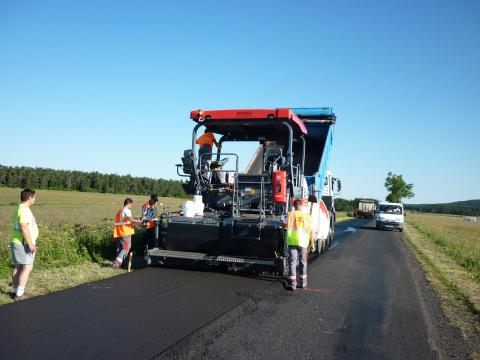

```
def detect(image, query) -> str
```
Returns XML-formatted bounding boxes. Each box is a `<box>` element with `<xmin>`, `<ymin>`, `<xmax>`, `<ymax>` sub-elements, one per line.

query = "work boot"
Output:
<box><xmin>14</xmin><ymin>293</ymin><xmax>31</xmax><ymax>302</ymax></box>
<box><xmin>144</xmin><ymin>247</ymin><xmax>152</xmax><ymax>265</ymax></box>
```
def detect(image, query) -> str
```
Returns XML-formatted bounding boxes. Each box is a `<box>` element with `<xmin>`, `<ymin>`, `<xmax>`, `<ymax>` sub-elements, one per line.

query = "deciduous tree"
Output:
<box><xmin>384</xmin><ymin>172</ymin><xmax>414</xmax><ymax>203</ymax></box>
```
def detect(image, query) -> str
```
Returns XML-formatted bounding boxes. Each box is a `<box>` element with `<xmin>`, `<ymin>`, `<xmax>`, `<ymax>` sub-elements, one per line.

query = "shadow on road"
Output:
<box><xmin>147</xmin><ymin>258</ymin><xmax>282</xmax><ymax>284</ymax></box>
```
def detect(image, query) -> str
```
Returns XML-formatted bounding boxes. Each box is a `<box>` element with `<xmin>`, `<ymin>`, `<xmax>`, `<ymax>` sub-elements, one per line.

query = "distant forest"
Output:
<box><xmin>335</xmin><ymin>198</ymin><xmax>376</xmax><ymax>212</ymax></box>
<box><xmin>1</xmin><ymin>164</ymin><xmax>478</xmax><ymax>215</ymax></box>
<box><xmin>0</xmin><ymin>165</ymin><xmax>187</xmax><ymax>198</ymax></box>
<box><xmin>335</xmin><ymin>197</ymin><xmax>480</xmax><ymax>217</ymax></box>
<box><xmin>404</xmin><ymin>200</ymin><xmax>480</xmax><ymax>216</ymax></box>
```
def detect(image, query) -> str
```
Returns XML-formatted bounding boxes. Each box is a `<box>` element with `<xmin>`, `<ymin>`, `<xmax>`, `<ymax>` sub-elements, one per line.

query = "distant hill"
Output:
<box><xmin>448</xmin><ymin>199</ymin><xmax>480</xmax><ymax>207</ymax></box>
<box><xmin>405</xmin><ymin>199</ymin><xmax>480</xmax><ymax>216</ymax></box>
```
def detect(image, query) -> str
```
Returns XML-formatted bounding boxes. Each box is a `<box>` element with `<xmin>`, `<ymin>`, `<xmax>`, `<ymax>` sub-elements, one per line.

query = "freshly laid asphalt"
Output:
<box><xmin>0</xmin><ymin>219</ymin><xmax>470</xmax><ymax>360</ymax></box>
<box><xmin>0</xmin><ymin>267</ymin><xmax>271</xmax><ymax>359</ymax></box>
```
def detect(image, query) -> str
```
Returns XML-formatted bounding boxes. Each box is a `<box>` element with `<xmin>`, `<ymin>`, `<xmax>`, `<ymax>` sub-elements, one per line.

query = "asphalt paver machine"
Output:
<box><xmin>149</xmin><ymin>108</ymin><xmax>340</xmax><ymax>275</ymax></box>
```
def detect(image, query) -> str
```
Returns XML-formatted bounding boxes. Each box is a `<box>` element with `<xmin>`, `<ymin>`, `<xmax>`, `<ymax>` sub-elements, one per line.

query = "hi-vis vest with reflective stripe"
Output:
<box><xmin>113</xmin><ymin>208</ymin><xmax>134</xmax><ymax>238</ymax></box>
<box><xmin>286</xmin><ymin>210</ymin><xmax>311</xmax><ymax>248</ymax></box>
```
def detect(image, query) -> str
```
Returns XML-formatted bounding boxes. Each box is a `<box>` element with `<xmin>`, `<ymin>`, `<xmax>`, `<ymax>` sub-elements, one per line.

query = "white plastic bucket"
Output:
<box><xmin>182</xmin><ymin>201</ymin><xmax>195</xmax><ymax>217</ymax></box>
<box><xmin>193</xmin><ymin>195</ymin><xmax>204</xmax><ymax>216</ymax></box>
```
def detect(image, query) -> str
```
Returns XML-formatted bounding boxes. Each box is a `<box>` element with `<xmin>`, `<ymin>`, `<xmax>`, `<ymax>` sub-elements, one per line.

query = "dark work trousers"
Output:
<box><xmin>288</xmin><ymin>245</ymin><xmax>308</xmax><ymax>288</ymax></box>
<box><xmin>198</xmin><ymin>144</ymin><xmax>212</xmax><ymax>166</ymax></box>
<box><xmin>143</xmin><ymin>228</ymin><xmax>155</xmax><ymax>259</ymax></box>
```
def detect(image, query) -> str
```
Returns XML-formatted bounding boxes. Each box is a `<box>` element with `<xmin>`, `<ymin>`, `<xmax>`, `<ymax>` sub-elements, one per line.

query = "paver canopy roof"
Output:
<box><xmin>190</xmin><ymin>108</ymin><xmax>307</xmax><ymax>140</ymax></box>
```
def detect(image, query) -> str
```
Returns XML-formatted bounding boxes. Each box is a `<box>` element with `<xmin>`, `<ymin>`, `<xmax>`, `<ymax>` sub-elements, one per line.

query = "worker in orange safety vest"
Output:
<box><xmin>285</xmin><ymin>199</ymin><xmax>313</xmax><ymax>290</ymax></box>
<box><xmin>113</xmin><ymin>198</ymin><xmax>142</xmax><ymax>268</ymax></box>
<box><xmin>195</xmin><ymin>129</ymin><xmax>221</xmax><ymax>166</ymax></box>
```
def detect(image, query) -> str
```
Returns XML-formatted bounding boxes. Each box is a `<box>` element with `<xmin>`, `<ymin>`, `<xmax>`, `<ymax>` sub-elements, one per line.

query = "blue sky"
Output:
<box><xmin>1</xmin><ymin>0</ymin><xmax>479</xmax><ymax>203</ymax></box>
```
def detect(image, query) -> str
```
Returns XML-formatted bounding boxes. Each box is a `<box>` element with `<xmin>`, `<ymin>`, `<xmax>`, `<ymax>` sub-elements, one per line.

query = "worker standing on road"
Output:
<box><xmin>113</xmin><ymin>198</ymin><xmax>142</xmax><ymax>268</ymax></box>
<box><xmin>195</xmin><ymin>129</ymin><xmax>221</xmax><ymax>166</ymax></box>
<box><xmin>286</xmin><ymin>199</ymin><xmax>313</xmax><ymax>290</ymax></box>
<box><xmin>10</xmin><ymin>188</ymin><xmax>38</xmax><ymax>301</ymax></box>
<box><xmin>142</xmin><ymin>194</ymin><xmax>158</xmax><ymax>264</ymax></box>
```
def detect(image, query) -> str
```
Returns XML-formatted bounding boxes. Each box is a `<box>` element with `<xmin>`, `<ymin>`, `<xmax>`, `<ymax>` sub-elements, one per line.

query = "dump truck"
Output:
<box><xmin>355</xmin><ymin>200</ymin><xmax>376</xmax><ymax>218</ymax></box>
<box><xmin>148</xmin><ymin>108</ymin><xmax>340</xmax><ymax>276</ymax></box>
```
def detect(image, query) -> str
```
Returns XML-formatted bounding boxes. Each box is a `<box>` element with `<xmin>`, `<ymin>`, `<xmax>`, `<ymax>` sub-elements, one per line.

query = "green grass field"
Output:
<box><xmin>0</xmin><ymin>188</ymin><xmax>185</xmax><ymax>304</ymax></box>
<box><xmin>336</xmin><ymin>211</ymin><xmax>353</xmax><ymax>222</ymax></box>
<box><xmin>0</xmin><ymin>187</ymin><xmax>184</xmax><ymax>225</ymax></box>
<box><xmin>405</xmin><ymin>212</ymin><xmax>480</xmax><ymax>343</ymax></box>
<box><xmin>407</xmin><ymin>212</ymin><xmax>480</xmax><ymax>281</ymax></box>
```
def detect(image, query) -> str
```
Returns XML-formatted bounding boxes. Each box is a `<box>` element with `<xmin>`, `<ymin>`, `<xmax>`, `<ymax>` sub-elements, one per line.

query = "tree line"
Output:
<box><xmin>404</xmin><ymin>203</ymin><xmax>480</xmax><ymax>216</ymax></box>
<box><xmin>335</xmin><ymin>198</ymin><xmax>376</xmax><ymax>212</ymax></box>
<box><xmin>0</xmin><ymin>165</ymin><xmax>187</xmax><ymax>198</ymax></box>
<box><xmin>335</xmin><ymin>173</ymin><xmax>479</xmax><ymax>216</ymax></box>
<box><xmin>336</xmin><ymin>197</ymin><xmax>480</xmax><ymax>216</ymax></box>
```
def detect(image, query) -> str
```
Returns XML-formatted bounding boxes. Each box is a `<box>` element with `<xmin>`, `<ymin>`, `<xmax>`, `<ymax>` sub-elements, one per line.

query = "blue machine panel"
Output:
<box><xmin>292</xmin><ymin>107</ymin><xmax>336</xmax><ymax>195</ymax></box>
<box><xmin>292</xmin><ymin>107</ymin><xmax>334</xmax><ymax>118</ymax></box>
<box><xmin>315</xmin><ymin>125</ymin><xmax>334</xmax><ymax>192</ymax></box>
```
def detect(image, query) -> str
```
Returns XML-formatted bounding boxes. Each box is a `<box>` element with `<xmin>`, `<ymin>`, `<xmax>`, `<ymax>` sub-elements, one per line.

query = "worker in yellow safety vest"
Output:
<box><xmin>286</xmin><ymin>199</ymin><xmax>313</xmax><ymax>290</ymax></box>
<box><xmin>113</xmin><ymin>198</ymin><xmax>142</xmax><ymax>268</ymax></box>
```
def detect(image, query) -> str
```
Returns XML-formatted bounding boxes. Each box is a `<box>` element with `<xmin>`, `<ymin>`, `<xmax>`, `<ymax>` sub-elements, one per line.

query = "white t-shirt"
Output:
<box><xmin>121</xmin><ymin>208</ymin><xmax>132</xmax><ymax>219</ymax></box>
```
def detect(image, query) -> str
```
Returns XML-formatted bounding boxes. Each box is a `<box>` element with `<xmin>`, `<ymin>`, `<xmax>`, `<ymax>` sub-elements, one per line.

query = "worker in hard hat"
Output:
<box><xmin>285</xmin><ymin>199</ymin><xmax>313</xmax><ymax>290</ymax></box>
<box><xmin>195</xmin><ymin>129</ymin><xmax>221</xmax><ymax>166</ymax></box>
<box><xmin>142</xmin><ymin>194</ymin><xmax>158</xmax><ymax>264</ymax></box>
<box><xmin>113</xmin><ymin>198</ymin><xmax>142</xmax><ymax>268</ymax></box>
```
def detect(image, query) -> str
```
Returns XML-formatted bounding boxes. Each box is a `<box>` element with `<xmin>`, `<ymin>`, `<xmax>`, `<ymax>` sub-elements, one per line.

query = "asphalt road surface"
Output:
<box><xmin>0</xmin><ymin>219</ymin><xmax>469</xmax><ymax>360</ymax></box>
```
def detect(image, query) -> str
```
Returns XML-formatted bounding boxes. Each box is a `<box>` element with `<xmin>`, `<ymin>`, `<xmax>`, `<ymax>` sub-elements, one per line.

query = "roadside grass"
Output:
<box><xmin>0</xmin><ymin>262</ymin><xmax>123</xmax><ymax>305</ymax></box>
<box><xmin>0</xmin><ymin>221</ymin><xmax>150</xmax><ymax>305</ymax></box>
<box><xmin>408</xmin><ymin>213</ymin><xmax>480</xmax><ymax>282</ymax></box>
<box><xmin>336</xmin><ymin>211</ymin><xmax>354</xmax><ymax>222</ymax></box>
<box><xmin>404</xmin><ymin>213</ymin><xmax>480</xmax><ymax>351</ymax></box>
<box><xmin>0</xmin><ymin>188</ymin><xmax>185</xmax><ymax>305</ymax></box>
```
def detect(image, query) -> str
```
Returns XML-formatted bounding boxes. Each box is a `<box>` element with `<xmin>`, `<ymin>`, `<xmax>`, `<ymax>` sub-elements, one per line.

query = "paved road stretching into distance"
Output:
<box><xmin>0</xmin><ymin>219</ymin><xmax>470</xmax><ymax>360</ymax></box>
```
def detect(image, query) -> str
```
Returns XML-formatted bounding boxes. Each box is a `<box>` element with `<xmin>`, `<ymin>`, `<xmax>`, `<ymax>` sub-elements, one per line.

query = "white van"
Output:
<box><xmin>375</xmin><ymin>202</ymin><xmax>404</xmax><ymax>231</ymax></box>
